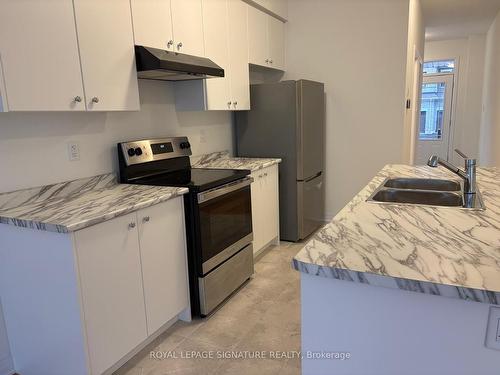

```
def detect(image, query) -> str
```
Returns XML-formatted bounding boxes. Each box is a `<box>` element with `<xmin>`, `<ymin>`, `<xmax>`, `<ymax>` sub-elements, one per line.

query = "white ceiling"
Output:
<box><xmin>421</xmin><ymin>0</ymin><xmax>500</xmax><ymax>41</ymax></box>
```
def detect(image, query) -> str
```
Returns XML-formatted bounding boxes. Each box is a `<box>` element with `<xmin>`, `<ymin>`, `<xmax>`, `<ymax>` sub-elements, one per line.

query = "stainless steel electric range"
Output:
<box><xmin>118</xmin><ymin>137</ymin><xmax>254</xmax><ymax>317</ymax></box>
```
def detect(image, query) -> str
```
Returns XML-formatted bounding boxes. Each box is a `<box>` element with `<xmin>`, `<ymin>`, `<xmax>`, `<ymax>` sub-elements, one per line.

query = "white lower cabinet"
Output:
<box><xmin>251</xmin><ymin>164</ymin><xmax>279</xmax><ymax>254</ymax></box>
<box><xmin>75</xmin><ymin>213</ymin><xmax>148</xmax><ymax>375</ymax></box>
<box><xmin>0</xmin><ymin>197</ymin><xmax>189</xmax><ymax>375</ymax></box>
<box><xmin>137</xmin><ymin>199</ymin><xmax>189</xmax><ymax>335</ymax></box>
<box><xmin>75</xmin><ymin>199</ymin><xmax>189</xmax><ymax>374</ymax></box>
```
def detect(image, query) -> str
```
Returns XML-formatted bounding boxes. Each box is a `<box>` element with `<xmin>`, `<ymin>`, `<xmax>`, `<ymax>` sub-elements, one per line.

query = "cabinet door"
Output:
<box><xmin>202</xmin><ymin>0</ymin><xmax>231</xmax><ymax>110</ymax></box>
<box><xmin>0</xmin><ymin>56</ymin><xmax>8</xmax><ymax>112</ymax></box>
<box><xmin>0</xmin><ymin>1</ymin><xmax>85</xmax><ymax>111</ymax></box>
<box><xmin>247</xmin><ymin>5</ymin><xmax>268</xmax><ymax>67</ymax></box>
<box><xmin>137</xmin><ymin>199</ymin><xmax>189</xmax><ymax>335</ymax></box>
<box><xmin>267</xmin><ymin>16</ymin><xmax>285</xmax><ymax>70</ymax></box>
<box><xmin>74</xmin><ymin>213</ymin><xmax>147</xmax><ymax>375</ymax></box>
<box><xmin>261</xmin><ymin>165</ymin><xmax>279</xmax><ymax>245</ymax></box>
<box><xmin>251</xmin><ymin>171</ymin><xmax>265</xmax><ymax>254</ymax></box>
<box><xmin>267</xmin><ymin>0</ymin><xmax>287</xmax><ymax>19</ymax></box>
<box><xmin>73</xmin><ymin>0</ymin><xmax>140</xmax><ymax>111</ymax></box>
<box><xmin>228</xmin><ymin>0</ymin><xmax>250</xmax><ymax>110</ymax></box>
<box><xmin>171</xmin><ymin>0</ymin><xmax>205</xmax><ymax>56</ymax></box>
<box><xmin>130</xmin><ymin>0</ymin><xmax>174</xmax><ymax>51</ymax></box>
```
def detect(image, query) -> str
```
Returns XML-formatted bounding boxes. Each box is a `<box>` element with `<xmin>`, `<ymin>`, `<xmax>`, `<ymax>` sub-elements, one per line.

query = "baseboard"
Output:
<box><xmin>0</xmin><ymin>355</ymin><xmax>14</xmax><ymax>375</ymax></box>
<box><xmin>102</xmin><ymin>315</ymin><xmax>180</xmax><ymax>375</ymax></box>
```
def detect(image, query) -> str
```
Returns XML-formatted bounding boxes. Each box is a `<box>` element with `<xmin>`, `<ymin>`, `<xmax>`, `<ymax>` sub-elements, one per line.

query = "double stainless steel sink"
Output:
<box><xmin>367</xmin><ymin>178</ymin><xmax>485</xmax><ymax>210</ymax></box>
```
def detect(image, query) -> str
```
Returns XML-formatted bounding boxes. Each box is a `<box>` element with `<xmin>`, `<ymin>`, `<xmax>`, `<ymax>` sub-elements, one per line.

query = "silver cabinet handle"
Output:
<box><xmin>167</xmin><ymin>40</ymin><xmax>174</xmax><ymax>49</ymax></box>
<box><xmin>128</xmin><ymin>222</ymin><xmax>136</xmax><ymax>229</ymax></box>
<box><xmin>74</xmin><ymin>96</ymin><xmax>82</xmax><ymax>103</ymax></box>
<box><xmin>142</xmin><ymin>216</ymin><xmax>150</xmax><ymax>223</ymax></box>
<box><xmin>177</xmin><ymin>42</ymin><xmax>183</xmax><ymax>50</ymax></box>
<box><xmin>91</xmin><ymin>97</ymin><xmax>99</xmax><ymax>103</ymax></box>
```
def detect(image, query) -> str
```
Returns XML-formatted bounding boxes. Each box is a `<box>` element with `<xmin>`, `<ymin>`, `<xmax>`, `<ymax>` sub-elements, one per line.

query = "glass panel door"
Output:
<box><xmin>415</xmin><ymin>74</ymin><xmax>454</xmax><ymax>164</ymax></box>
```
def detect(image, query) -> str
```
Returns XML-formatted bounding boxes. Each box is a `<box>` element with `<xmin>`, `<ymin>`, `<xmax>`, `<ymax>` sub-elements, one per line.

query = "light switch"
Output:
<box><xmin>485</xmin><ymin>306</ymin><xmax>500</xmax><ymax>350</ymax></box>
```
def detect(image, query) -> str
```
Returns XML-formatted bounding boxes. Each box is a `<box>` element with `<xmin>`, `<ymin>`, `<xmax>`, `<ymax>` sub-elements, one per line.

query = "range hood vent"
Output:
<box><xmin>135</xmin><ymin>45</ymin><xmax>224</xmax><ymax>81</ymax></box>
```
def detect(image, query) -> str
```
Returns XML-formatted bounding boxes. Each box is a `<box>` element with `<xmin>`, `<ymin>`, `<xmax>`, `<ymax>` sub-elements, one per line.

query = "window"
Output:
<box><xmin>423</xmin><ymin>60</ymin><xmax>455</xmax><ymax>75</ymax></box>
<box><xmin>420</xmin><ymin>111</ymin><xmax>427</xmax><ymax>134</ymax></box>
<box><xmin>419</xmin><ymin>82</ymin><xmax>446</xmax><ymax>140</ymax></box>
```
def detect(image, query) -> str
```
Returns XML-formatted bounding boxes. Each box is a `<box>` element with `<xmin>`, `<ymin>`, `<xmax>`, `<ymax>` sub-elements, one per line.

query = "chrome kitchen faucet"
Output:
<box><xmin>427</xmin><ymin>149</ymin><xmax>477</xmax><ymax>196</ymax></box>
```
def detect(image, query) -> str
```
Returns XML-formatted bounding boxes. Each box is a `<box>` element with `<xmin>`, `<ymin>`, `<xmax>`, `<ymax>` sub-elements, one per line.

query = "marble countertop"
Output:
<box><xmin>293</xmin><ymin>165</ymin><xmax>500</xmax><ymax>305</ymax></box>
<box><xmin>191</xmin><ymin>151</ymin><xmax>281</xmax><ymax>171</ymax></box>
<box><xmin>0</xmin><ymin>174</ymin><xmax>188</xmax><ymax>233</ymax></box>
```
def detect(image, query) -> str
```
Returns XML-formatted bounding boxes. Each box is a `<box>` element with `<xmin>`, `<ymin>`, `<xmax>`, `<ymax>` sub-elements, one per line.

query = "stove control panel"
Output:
<box><xmin>119</xmin><ymin>136</ymin><xmax>192</xmax><ymax>166</ymax></box>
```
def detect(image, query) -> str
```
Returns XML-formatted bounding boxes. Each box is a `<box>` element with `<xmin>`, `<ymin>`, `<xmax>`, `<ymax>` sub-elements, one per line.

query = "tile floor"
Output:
<box><xmin>114</xmin><ymin>242</ymin><xmax>303</xmax><ymax>375</ymax></box>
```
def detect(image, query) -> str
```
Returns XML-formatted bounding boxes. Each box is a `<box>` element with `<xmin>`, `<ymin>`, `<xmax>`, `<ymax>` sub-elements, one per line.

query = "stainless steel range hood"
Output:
<box><xmin>135</xmin><ymin>45</ymin><xmax>224</xmax><ymax>81</ymax></box>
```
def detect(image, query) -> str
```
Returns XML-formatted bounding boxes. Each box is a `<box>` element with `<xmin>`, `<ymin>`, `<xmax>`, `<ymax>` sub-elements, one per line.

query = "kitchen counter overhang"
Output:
<box><xmin>293</xmin><ymin>164</ymin><xmax>500</xmax><ymax>305</ymax></box>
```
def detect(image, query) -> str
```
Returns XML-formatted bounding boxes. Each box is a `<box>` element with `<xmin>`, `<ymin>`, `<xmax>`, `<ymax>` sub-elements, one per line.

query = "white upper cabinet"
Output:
<box><xmin>175</xmin><ymin>0</ymin><xmax>249</xmax><ymax>111</ymax></box>
<box><xmin>245</xmin><ymin>0</ymin><xmax>287</xmax><ymax>20</ymax></box>
<box><xmin>0</xmin><ymin>56</ymin><xmax>8</xmax><ymax>112</ymax></box>
<box><xmin>267</xmin><ymin>15</ymin><xmax>285</xmax><ymax>70</ymax></box>
<box><xmin>130</xmin><ymin>0</ymin><xmax>174</xmax><ymax>51</ymax></box>
<box><xmin>228</xmin><ymin>0</ymin><xmax>250</xmax><ymax>110</ymax></box>
<box><xmin>73</xmin><ymin>0</ymin><xmax>140</xmax><ymax>111</ymax></box>
<box><xmin>0</xmin><ymin>0</ymin><xmax>85</xmax><ymax>111</ymax></box>
<box><xmin>267</xmin><ymin>0</ymin><xmax>287</xmax><ymax>19</ymax></box>
<box><xmin>131</xmin><ymin>0</ymin><xmax>205</xmax><ymax>56</ymax></box>
<box><xmin>202</xmin><ymin>0</ymin><xmax>231</xmax><ymax>110</ymax></box>
<box><xmin>248</xmin><ymin>5</ymin><xmax>268</xmax><ymax>67</ymax></box>
<box><xmin>171</xmin><ymin>0</ymin><xmax>205</xmax><ymax>56</ymax></box>
<box><xmin>248</xmin><ymin>5</ymin><xmax>285</xmax><ymax>70</ymax></box>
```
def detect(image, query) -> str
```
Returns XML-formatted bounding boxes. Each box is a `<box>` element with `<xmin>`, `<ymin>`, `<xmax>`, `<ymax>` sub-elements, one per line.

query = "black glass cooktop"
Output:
<box><xmin>133</xmin><ymin>168</ymin><xmax>250</xmax><ymax>192</ymax></box>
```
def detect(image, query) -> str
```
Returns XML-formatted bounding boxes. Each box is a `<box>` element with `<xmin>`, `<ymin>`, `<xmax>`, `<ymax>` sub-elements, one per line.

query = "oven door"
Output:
<box><xmin>197</xmin><ymin>177</ymin><xmax>253</xmax><ymax>274</ymax></box>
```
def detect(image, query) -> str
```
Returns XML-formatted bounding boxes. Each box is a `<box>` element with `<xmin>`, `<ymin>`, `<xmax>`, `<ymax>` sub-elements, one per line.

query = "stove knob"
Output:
<box><xmin>180</xmin><ymin>142</ymin><xmax>188</xmax><ymax>149</ymax></box>
<box><xmin>134</xmin><ymin>147</ymin><xmax>143</xmax><ymax>156</ymax></box>
<box><xmin>127</xmin><ymin>148</ymin><xmax>136</xmax><ymax>157</ymax></box>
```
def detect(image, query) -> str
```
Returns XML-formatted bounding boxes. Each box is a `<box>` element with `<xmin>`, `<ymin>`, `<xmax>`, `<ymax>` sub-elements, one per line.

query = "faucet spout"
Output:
<box><xmin>427</xmin><ymin>149</ymin><xmax>476</xmax><ymax>195</ymax></box>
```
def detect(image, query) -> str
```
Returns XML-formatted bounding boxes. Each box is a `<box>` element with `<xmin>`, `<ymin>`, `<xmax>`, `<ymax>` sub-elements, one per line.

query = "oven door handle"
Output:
<box><xmin>197</xmin><ymin>176</ymin><xmax>254</xmax><ymax>203</ymax></box>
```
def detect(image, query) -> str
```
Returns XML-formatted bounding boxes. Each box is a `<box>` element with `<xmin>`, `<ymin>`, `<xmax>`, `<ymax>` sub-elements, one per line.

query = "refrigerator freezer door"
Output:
<box><xmin>297</xmin><ymin>173</ymin><xmax>325</xmax><ymax>240</ymax></box>
<box><xmin>297</xmin><ymin>80</ymin><xmax>325</xmax><ymax>181</ymax></box>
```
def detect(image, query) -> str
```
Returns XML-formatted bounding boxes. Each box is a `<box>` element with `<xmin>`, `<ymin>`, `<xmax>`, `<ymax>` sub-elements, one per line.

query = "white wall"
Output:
<box><xmin>402</xmin><ymin>0</ymin><xmax>425</xmax><ymax>164</ymax></box>
<box><xmin>0</xmin><ymin>79</ymin><xmax>233</xmax><ymax>193</ymax></box>
<box><xmin>284</xmin><ymin>0</ymin><xmax>410</xmax><ymax>218</ymax></box>
<box><xmin>479</xmin><ymin>10</ymin><xmax>500</xmax><ymax>167</ymax></box>
<box><xmin>425</xmin><ymin>36</ymin><xmax>487</xmax><ymax>165</ymax></box>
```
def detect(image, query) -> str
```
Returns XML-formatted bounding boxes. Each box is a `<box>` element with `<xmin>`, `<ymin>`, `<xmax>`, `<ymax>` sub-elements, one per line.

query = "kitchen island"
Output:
<box><xmin>293</xmin><ymin>164</ymin><xmax>500</xmax><ymax>375</ymax></box>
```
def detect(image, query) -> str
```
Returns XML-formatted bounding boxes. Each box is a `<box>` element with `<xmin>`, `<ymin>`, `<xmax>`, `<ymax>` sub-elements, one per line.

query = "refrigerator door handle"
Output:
<box><xmin>301</xmin><ymin>171</ymin><xmax>322</xmax><ymax>183</ymax></box>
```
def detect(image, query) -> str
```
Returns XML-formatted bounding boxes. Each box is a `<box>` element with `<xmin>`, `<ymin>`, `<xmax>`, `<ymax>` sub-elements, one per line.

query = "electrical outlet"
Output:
<box><xmin>485</xmin><ymin>306</ymin><xmax>500</xmax><ymax>350</ymax></box>
<box><xmin>68</xmin><ymin>142</ymin><xmax>80</xmax><ymax>161</ymax></box>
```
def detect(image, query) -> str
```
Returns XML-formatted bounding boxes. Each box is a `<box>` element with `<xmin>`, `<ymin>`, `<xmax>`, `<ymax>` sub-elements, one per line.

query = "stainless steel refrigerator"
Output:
<box><xmin>235</xmin><ymin>80</ymin><xmax>325</xmax><ymax>242</ymax></box>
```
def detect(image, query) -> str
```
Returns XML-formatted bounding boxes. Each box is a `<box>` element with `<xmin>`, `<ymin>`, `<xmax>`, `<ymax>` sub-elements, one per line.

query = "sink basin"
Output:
<box><xmin>383</xmin><ymin>178</ymin><xmax>461</xmax><ymax>191</ymax></box>
<box><xmin>371</xmin><ymin>189</ymin><xmax>463</xmax><ymax>207</ymax></box>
